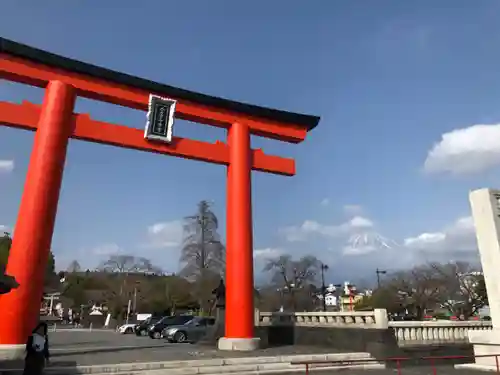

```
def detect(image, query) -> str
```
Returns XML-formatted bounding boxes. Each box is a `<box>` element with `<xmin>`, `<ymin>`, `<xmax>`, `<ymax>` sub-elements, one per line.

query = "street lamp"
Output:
<box><xmin>320</xmin><ymin>263</ymin><xmax>329</xmax><ymax>311</ymax></box>
<box><xmin>376</xmin><ymin>268</ymin><xmax>387</xmax><ymax>289</ymax></box>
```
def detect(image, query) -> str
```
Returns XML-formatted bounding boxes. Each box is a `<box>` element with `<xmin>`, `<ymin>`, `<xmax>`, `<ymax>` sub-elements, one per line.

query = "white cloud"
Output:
<box><xmin>0</xmin><ymin>160</ymin><xmax>14</xmax><ymax>173</ymax></box>
<box><xmin>343</xmin><ymin>205</ymin><xmax>363</xmax><ymax>216</ymax></box>
<box><xmin>320</xmin><ymin>198</ymin><xmax>330</xmax><ymax>207</ymax></box>
<box><xmin>342</xmin><ymin>245</ymin><xmax>378</xmax><ymax>256</ymax></box>
<box><xmin>254</xmin><ymin>247</ymin><xmax>283</xmax><ymax>258</ymax></box>
<box><xmin>350</xmin><ymin>216</ymin><xmax>373</xmax><ymax>228</ymax></box>
<box><xmin>91</xmin><ymin>243</ymin><xmax>122</xmax><ymax>256</ymax></box>
<box><xmin>424</xmin><ymin>124</ymin><xmax>500</xmax><ymax>174</ymax></box>
<box><xmin>280</xmin><ymin>216</ymin><xmax>374</xmax><ymax>243</ymax></box>
<box><xmin>404</xmin><ymin>216</ymin><xmax>477</xmax><ymax>254</ymax></box>
<box><xmin>145</xmin><ymin>220</ymin><xmax>184</xmax><ymax>249</ymax></box>
<box><xmin>0</xmin><ymin>225</ymin><xmax>9</xmax><ymax>233</ymax></box>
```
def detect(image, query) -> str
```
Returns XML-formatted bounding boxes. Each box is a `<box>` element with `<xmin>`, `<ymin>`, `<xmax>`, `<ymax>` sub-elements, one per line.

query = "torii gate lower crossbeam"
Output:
<box><xmin>0</xmin><ymin>38</ymin><xmax>319</xmax><ymax>357</ymax></box>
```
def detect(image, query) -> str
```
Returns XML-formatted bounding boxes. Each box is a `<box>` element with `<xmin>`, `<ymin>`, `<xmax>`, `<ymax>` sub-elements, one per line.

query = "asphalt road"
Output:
<box><xmin>43</xmin><ymin>330</ymin><xmax>344</xmax><ymax>366</ymax></box>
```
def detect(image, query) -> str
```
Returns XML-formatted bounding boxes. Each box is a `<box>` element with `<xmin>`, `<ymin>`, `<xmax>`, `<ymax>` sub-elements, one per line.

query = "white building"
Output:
<box><xmin>324</xmin><ymin>293</ymin><xmax>338</xmax><ymax>306</ymax></box>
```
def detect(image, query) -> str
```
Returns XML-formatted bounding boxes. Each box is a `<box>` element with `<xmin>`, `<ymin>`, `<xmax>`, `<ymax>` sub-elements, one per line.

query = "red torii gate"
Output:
<box><xmin>0</xmin><ymin>38</ymin><xmax>319</xmax><ymax>355</ymax></box>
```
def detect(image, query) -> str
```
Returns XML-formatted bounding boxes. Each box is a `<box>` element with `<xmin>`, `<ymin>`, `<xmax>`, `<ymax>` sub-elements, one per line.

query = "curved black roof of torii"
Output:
<box><xmin>0</xmin><ymin>38</ymin><xmax>320</xmax><ymax>131</ymax></box>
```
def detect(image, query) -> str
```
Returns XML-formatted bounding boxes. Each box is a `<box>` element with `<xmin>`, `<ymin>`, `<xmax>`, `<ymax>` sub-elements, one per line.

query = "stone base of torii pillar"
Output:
<box><xmin>456</xmin><ymin>189</ymin><xmax>500</xmax><ymax>371</ymax></box>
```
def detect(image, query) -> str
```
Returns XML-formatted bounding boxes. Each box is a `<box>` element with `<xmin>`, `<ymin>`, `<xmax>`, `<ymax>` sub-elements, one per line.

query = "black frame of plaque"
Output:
<box><xmin>144</xmin><ymin>95</ymin><xmax>176</xmax><ymax>143</ymax></box>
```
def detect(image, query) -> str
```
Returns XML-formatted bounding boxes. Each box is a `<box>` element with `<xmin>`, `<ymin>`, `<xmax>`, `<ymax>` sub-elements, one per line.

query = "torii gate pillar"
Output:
<box><xmin>0</xmin><ymin>37</ymin><xmax>320</xmax><ymax>358</ymax></box>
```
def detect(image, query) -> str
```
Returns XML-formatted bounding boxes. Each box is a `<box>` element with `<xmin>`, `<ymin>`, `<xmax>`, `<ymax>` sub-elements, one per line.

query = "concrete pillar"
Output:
<box><xmin>456</xmin><ymin>189</ymin><xmax>500</xmax><ymax>371</ymax></box>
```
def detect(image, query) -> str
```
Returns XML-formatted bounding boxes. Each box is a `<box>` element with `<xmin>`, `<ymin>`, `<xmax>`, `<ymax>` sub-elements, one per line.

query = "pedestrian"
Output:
<box><xmin>23</xmin><ymin>322</ymin><xmax>50</xmax><ymax>375</ymax></box>
<box><xmin>73</xmin><ymin>314</ymin><xmax>80</xmax><ymax>328</ymax></box>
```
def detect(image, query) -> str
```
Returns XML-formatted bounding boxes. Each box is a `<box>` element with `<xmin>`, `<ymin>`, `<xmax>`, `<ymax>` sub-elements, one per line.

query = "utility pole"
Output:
<box><xmin>132</xmin><ymin>287</ymin><xmax>137</xmax><ymax>314</ymax></box>
<box><xmin>320</xmin><ymin>263</ymin><xmax>329</xmax><ymax>311</ymax></box>
<box><xmin>376</xmin><ymin>268</ymin><xmax>387</xmax><ymax>289</ymax></box>
<box><xmin>126</xmin><ymin>299</ymin><xmax>131</xmax><ymax>324</ymax></box>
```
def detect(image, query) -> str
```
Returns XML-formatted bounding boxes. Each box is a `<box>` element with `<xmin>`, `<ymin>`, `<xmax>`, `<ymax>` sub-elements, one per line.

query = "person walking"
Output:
<box><xmin>23</xmin><ymin>322</ymin><xmax>50</xmax><ymax>375</ymax></box>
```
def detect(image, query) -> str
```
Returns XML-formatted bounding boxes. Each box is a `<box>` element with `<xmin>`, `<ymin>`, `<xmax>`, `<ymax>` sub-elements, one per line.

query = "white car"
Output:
<box><xmin>117</xmin><ymin>323</ymin><xmax>136</xmax><ymax>334</ymax></box>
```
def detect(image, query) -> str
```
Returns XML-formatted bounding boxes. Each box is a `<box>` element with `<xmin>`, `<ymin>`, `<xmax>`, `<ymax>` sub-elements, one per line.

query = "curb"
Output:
<box><xmin>80</xmin><ymin>363</ymin><xmax>386</xmax><ymax>375</ymax></box>
<box><xmin>0</xmin><ymin>352</ymin><xmax>383</xmax><ymax>375</ymax></box>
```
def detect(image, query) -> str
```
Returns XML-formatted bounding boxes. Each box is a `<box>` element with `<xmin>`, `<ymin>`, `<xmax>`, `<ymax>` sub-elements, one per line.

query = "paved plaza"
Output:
<box><xmin>0</xmin><ymin>330</ymin><xmax>493</xmax><ymax>374</ymax></box>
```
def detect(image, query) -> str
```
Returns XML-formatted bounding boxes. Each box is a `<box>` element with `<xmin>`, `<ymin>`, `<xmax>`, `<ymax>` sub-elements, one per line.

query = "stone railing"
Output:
<box><xmin>390</xmin><ymin>320</ymin><xmax>492</xmax><ymax>346</ymax></box>
<box><xmin>256</xmin><ymin>309</ymin><xmax>493</xmax><ymax>345</ymax></box>
<box><xmin>257</xmin><ymin>309</ymin><xmax>389</xmax><ymax>329</ymax></box>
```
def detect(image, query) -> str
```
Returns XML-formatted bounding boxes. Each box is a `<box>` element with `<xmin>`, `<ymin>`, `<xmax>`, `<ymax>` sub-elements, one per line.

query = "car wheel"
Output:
<box><xmin>174</xmin><ymin>331</ymin><xmax>187</xmax><ymax>343</ymax></box>
<box><xmin>153</xmin><ymin>331</ymin><xmax>161</xmax><ymax>339</ymax></box>
<box><xmin>125</xmin><ymin>327</ymin><xmax>133</xmax><ymax>334</ymax></box>
<box><xmin>140</xmin><ymin>330</ymin><xmax>147</xmax><ymax>336</ymax></box>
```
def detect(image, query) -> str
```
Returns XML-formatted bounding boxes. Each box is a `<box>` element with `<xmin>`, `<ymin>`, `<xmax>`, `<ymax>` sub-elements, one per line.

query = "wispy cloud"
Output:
<box><xmin>0</xmin><ymin>160</ymin><xmax>14</xmax><ymax>173</ymax></box>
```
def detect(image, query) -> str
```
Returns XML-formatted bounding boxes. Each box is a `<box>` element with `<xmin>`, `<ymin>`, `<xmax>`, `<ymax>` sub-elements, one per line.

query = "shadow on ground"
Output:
<box><xmin>0</xmin><ymin>358</ymin><xmax>78</xmax><ymax>374</ymax></box>
<box><xmin>51</xmin><ymin>343</ymin><xmax>171</xmax><ymax>356</ymax></box>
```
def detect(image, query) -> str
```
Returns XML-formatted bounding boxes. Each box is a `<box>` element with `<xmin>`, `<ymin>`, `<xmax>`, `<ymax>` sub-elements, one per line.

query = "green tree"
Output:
<box><xmin>61</xmin><ymin>275</ymin><xmax>88</xmax><ymax>308</ymax></box>
<box><xmin>0</xmin><ymin>232</ymin><xmax>12</xmax><ymax>272</ymax></box>
<box><xmin>144</xmin><ymin>275</ymin><xmax>197</xmax><ymax>314</ymax></box>
<box><xmin>0</xmin><ymin>232</ymin><xmax>55</xmax><ymax>285</ymax></box>
<box><xmin>45</xmin><ymin>251</ymin><xmax>56</xmax><ymax>285</ymax></box>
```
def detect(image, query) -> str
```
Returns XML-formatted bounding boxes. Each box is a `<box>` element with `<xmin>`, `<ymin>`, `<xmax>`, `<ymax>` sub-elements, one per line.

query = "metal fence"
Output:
<box><xmin>292</xmin><ymin>353</ymin><xmax>500</xmax><ymax>375</ymax></box>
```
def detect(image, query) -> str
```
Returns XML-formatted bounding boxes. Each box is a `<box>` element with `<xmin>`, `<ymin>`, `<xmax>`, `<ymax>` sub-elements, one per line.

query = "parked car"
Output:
<box><xmin>148</xmin><ymin>315</ymin><xmax>194</xmax><ymax>339</ymax></box>
<box><xmin>135</xmin><ymin>316</ymin><xmax>163</xmax><ymax>336</ymax></box>
<box><xmin>117</xmin><ymin>323</ymin><xmax>137</xmax><ymax>334</ymax></box>
<box><xmin>163</xmin><ymin>316</ymin><xmax>216</xmax><ymax>343</ymax></box>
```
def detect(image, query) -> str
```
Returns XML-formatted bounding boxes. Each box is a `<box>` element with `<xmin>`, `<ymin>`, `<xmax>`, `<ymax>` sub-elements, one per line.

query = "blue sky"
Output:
<box><xmin>1</xmin><ymin>0</ymin><xmax>500</xmax><ymax>283</ymax></box>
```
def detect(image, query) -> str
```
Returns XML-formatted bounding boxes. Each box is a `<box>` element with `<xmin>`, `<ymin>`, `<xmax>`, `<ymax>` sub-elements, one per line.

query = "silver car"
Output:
<box><xmin>163</xmin><ymin>316</ymin><xmax>215</xmax><ymax>343</ymax></box>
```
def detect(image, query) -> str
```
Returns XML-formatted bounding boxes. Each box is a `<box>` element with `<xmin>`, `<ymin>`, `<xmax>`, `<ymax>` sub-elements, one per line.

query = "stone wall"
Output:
<box><xmin>255</xmin><ymin>309</ymin><xmax>489</xmax><ymax>359</ymax></box>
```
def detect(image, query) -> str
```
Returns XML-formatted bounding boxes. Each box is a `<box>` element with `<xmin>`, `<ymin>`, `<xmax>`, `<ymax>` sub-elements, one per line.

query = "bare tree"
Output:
<box><xmin>385</xmin><ymin>265</ymin><xmax>444</xmax><ymax>319</ymax></box>
<box><xmin>99</xmin><ymin>255</ymin><xmax>160</xmax><ymax>274</ymax></box>
<box><xmin>67</xmin><ymin>260</ymin><xmax>81</xmax><ymax>273</ymax></box>
<box><xmin>98</xmin><ymin>255</ymin><xmax>161</xmax><ymax>307</ymax></box>
<box><xmin>179</xmin><ymin>201</ymin><xmax>225</xmax><ymax>279</ymax></box>
<box><xmin>264</xmin><ymin>255</ymin><xmax>320</xmax><ymax>288</ymax></box>
<box><xmin>263</xmin><ymin>254</ymin><xmax>321</xmax><ymax>310</ymax></box>
<box><xmin>429</xmin><ymin>261</ymin><xmax>486</xmax><ymax>318</ymax></box>
<box><xmin>179</xmin><ymin>201</ymin><xmax>225</xmax><ymax>312</ymax></box>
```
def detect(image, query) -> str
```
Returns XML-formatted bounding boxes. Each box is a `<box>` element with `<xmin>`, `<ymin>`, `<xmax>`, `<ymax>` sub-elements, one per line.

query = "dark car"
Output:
<box><xmin>163</xmin><ymin>317</ymin><xmax>216</xmax><ymax>343</ymax></box>
<box><xmin>148</xmin><ymin>315</ymin><xmax>194</xmax><ymax>339</ymax></box>
<box><xmin>135</xmin><ymin>316</ymin><xmax>163</xmax><ymax>336</ymax></box>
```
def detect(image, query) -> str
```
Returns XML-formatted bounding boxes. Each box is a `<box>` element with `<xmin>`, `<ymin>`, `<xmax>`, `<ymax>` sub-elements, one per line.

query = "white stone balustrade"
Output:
<box><xmin>258</xmin><ymin>309</ymin><xmax>388</xmax><ymax>329</ymax></box>
<box><xmin>390</xmin><ymin>320</ymin><xmax>492</xmax><ymax>345</ymax></box>
<box><xmin>257</xmin><ymin>309</ymin><xmax>493</xmax><ymax>345</ymax></box>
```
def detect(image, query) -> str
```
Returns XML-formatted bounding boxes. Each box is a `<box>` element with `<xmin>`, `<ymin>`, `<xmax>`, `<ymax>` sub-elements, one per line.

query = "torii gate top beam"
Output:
<box><xmin>0</xmin><ymin>38</ymin><xmax>320</xmax><ymax>176</ymax></box>
<box><xmin>0</xmin><ymin>38</ymin><xmax>319</xmax><ymax>143</ymax></box>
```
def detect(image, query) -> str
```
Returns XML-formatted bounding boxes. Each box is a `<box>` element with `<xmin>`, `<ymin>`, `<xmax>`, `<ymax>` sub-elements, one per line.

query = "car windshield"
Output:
<box><xmin>158</xmin><ymin>316</ymin><xmax>173</xmax><ymax>324</ymax></box>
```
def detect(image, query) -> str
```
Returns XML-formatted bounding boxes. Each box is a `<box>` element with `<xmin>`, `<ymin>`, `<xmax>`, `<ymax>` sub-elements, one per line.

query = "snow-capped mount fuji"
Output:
<box><xmin>343</xmin><ymin>231</ymin><xmax>400</xmax><ymax>255</ymax></box>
